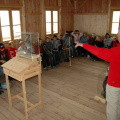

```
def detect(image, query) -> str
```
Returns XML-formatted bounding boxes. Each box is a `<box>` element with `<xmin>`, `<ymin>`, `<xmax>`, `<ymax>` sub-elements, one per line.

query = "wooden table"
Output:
<box><xmin>2</xmin><ymin>56</ymin><xmax>43</xmax><ymax>119</ymax></box>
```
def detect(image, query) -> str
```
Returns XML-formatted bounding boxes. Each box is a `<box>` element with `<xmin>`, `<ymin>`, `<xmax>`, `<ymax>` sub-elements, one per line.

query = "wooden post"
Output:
<box><xmin>21</xmin><ymin>0</ymin><xmax>26</xmax><ymax>32</ymax></box>
<box><xmin>107</xmin><ymin>0</ymin><xmax>111</xmax><ymax>33</ymax></box>
<box><xmin>22</xmin><ymin>76</ymin><xmax>28</xmax><ymax>119</ymax></box>
<box><xmin>58</xmin><ymin>0</ymin><xmax>62</xmax><ymax>34</ymax></box>
<box><xmin>38</xmin><ymin>69</ymin><xmax>43</xmax><ymax>111</ymax></box>
<box><xmin>5</xmin><ymin>74</ymin><xmax>12</xmax><ymax>107</ymax></box>
<box><xmin>41</xmin><ymin>0</ymin><xmax>45</xmax><ymax>40</ymax></box>
<box><xmin>74</xmin><ymin>1</ymin><xmax>77</xmax><ymax>13</ymax></box>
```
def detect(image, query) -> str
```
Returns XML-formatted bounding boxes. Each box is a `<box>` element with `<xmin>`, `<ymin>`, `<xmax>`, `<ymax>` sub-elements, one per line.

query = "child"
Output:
<box><xmin>8</xmin><ymin>41</ymin><xmax>17</xmax><ymax>59</ymax></box>
<box><xmin>35</xmin><ymin>38</ymin><xmax>50</xmax><ymax>70</ymax></box>
<box><xmin>43</xmin><ymin>37</ymin><xmax>56</xmax><ymax>68</ymax></box>
<box><xmin>103</xmin><ymin>33</ymin><xmax>113</xmax><ymax>48</ymax></box>
<box><xmin>58</xmin><ymin>34</ymin><xmax>69</xmax><ymax>62</ymax></box>
<box><xmin>71</xmin><ymin>30</ymin><xmax>83</xmax><ymax>43</ymax></box>
<box><xmin>111</xmin><ymin>36</ymin><xmax>119</xmax><ymax>48</ymax></box>
<box><xmin>51</xmin><ymin>35</ymin><xmax>61</xmax><ymax>64</ymax></box>
<box><xmin>95</xmin><ymin>36</ymin><xmax>104</xmax><ymax>48</ymax></box>
<box><xmin>62</xmin><ymin>31</ymin><xmax>74</xmax><ymax>57</ymax></box>
<box><xmin>71</xmin><ymin>30</ymin><xmax>83</xmax><ymax>57</ymax></box>
<box><xmin>79</xmin><ymin>32</ymin><xmax>89</xmax><ymax>56</ymax></box>
<box><xmin>88</xmin><ymin>33</ymin><xmax>96</xmax><ymax>60</ymax></box>
<box><xmin>0</xmin><ymin>43</ymin><xmax>9</xmax><ymax>65</ymax></box>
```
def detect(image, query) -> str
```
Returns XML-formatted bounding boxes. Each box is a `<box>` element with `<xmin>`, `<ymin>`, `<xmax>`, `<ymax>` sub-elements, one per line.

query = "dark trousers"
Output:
<box><xmin>41</xmin><ymin>53</ymin><xmax>50</xmax><ymax>68</ymax></box>
<box><xmin>53</xmin><ymin>51</ymin><xmax>60</xmax><ymax>64</ymax></box>
<box><xmin>46</xmin><ymin>53</ymin><xmax>56</xmax><ymax>67</ymax></box>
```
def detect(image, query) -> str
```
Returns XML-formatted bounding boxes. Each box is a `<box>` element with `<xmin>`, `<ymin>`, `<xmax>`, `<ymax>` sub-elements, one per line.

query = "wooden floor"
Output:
<box><xmin>0</xmin><ymin>57</ymin><xmax>109</xmax><ymax>120</ymax></box>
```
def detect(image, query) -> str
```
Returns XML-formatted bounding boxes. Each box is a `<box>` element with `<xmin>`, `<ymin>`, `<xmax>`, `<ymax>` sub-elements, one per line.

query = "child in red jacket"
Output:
<box><xmin>8</xmin><ymin>41</ymin><xmax>17</xmax><ymax>59</ymax></box>
<box><xmin>75</xmin><ymin>35</ymin><xmax>120</xmax><ymax>120</ymax></box>
<box><xmin>111</xmin><ymin>36</ymin><xmax>119</xmax><ymax>48</ymax></box>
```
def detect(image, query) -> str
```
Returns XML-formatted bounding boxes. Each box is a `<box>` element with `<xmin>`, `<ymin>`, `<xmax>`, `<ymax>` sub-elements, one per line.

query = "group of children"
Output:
<box><xmin>0</xmin><ymin>31</ymin><xmax>119</xmax><ymax>93</ymax></box>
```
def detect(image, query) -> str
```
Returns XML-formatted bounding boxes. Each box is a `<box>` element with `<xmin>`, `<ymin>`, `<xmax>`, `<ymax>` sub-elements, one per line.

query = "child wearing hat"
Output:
<box><xmin>0</xmin><ymin>43</ymin><xmax>9</xmax><ymax>65</ymax></box>
<box><xmin>111</xmin><ymin>36</ymin><xmax>119</xmax><ymax>48</ymax></box>
<box><xmin>103</xmin><ymin>33</ymin><xmax>113</xmax><ymax>48</ymax></box>
<box><xmin>8</xmin><ymin>41</ymin><xmax>17</xmax><ymax>59</ymax></box>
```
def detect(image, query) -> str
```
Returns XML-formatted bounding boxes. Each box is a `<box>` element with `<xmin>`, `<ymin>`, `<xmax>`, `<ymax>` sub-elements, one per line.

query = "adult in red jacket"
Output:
<box><xmin>75</xmin><ymin>36</ymin><xmax>120</xmax><ymax>120</ymax></box>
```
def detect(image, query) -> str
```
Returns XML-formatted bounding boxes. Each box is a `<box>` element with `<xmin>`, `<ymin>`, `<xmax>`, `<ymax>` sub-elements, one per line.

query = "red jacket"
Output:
<box><xmin>83</xmin><ymin>43</ymin><xmax>120</xmax><ymax>88</ymax></box>
<box><xmin>8</xmin><ymin>47</ymin><xmax>17</xmax><ymax>59</ymax></box>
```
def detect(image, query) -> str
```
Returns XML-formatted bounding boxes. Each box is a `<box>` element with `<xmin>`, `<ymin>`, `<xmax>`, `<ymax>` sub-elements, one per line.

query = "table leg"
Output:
<box><xmin>5</xmin><ymin>75</ymin><xmax>12</xmax><ymax>107</ymax></box>
<box><xmin>22</xmin><ymin>79</ymin><xmax>28</xmax><ymax>119</ymax></box>
<box><xmin>38</xmin><ymin>71</ymin><xmax>43</xmax><ymax>111</ymax></box>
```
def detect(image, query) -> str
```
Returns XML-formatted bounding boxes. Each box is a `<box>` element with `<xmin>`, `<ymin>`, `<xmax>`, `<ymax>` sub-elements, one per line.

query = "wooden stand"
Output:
<box><xmin>2</xmin><ymin>56</ymin><xmax>43</xmax><ymax>119</ymax></box>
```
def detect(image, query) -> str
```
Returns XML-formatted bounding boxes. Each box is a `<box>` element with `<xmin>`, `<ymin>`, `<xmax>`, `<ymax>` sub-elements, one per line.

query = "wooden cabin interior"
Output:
<box><xmin>0</xmin><ymin>0</ymin><xmax>120</xmax><ymax>120</ymax></box>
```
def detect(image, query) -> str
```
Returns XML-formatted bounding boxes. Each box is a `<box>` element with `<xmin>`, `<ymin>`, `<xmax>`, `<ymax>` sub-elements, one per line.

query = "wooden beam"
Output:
<box><xmin>41</xmin><ymin>0</ymin><xmax>45</xmax><ymax>40</ymax></box>
<box><xmin>44</xmin><ymin>6</ymin><xmax>60</xmax><ymax>10</ymax></box>
<box><xmin>67</xmin><ymin>0</ymin><xmax>75</xmax><ymax>11</ymax></box>
<box><xmin>77</xmin><ymin>0</ymin><xmax>88</xmax><ymax>12</ymax></box>
<box><xmin>58</xmin><ymin>0</ymin><xmax>62</xmax><ymax>34</ymax></box>
<box><xmin>25</xmin><ymin>13</ymin><xmax>42</xmax><ymax>15</ymax></box>
<box><xmin>0</xmin><ymin>4</ymin><xmax>23</xmax><ymax>8</ymax></box>
<box><xmin>111</xmin><ymin>7</ymin><xmax>120</xmax><ymax>9</ymax></box>
<box><xmin>75</xmin><ymin>13</ymin><xmax>108</xmax><ymax>15</ymax></box>
<box><xmin>94</xmin><ymin>96</ymin><xmax>106</xmax><ymax>104</ymax></box>
<box><xmin>107</xmin><ymin>0</ymin><xmax>111</xmax><ymax>33</ymax></box>
<box><xmin>61</xmin><ymin>12</ymin><xmax>108</xmax><ymax>15</ymax></box>
<box><xmin>74</xmin><ymin>1</ymin><xmax>77</xmax><ymax>13</ymax></box>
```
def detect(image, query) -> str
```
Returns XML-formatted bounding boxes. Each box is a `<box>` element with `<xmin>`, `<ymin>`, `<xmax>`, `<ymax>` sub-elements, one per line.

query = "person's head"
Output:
<box><xmin>105</xmin><ymin>33</ymin><xmax>110</xmax><ymax>38</ymax></box>
<box><xmin>65</xmin><ymin>31</ymin><xmax>69</xmax><ymax>36</ymax></box>
<box><xmin>45</xmin><ymin>37</ymin><xmax>50</xmax><ymax>42</ymax></box>
<box><xmin>83</xmin><ymin>32</ymin><xmax>87</xmax><ymax>37</ymax></box>
<box><xmin>74</xmin><ymin>30</ymin><xmax>79</xmax><ymax>34</ymax></box>
<box><xmin>58</xmin><ymin>34</ymin><xmax>62</xmax><ymax>40</ymax></box>
<box><xmin>39</xmin><ymin>38</ymin><xmax>42</xmax><ymax>45</ymax></box>
<box><xmin>19</xmin><ymin>41</ymin><xmax>25</xmax><ymax>48</ymax></box>
<box><xmin>53</xmin><ymin>35</ymin><xmax>57</xmax><ymax>41</ymax></box>
<box><xmin>0</xmin><ymin>43</ymin><xmax>5</xmax><ymax>51</ymax></box>
<box><xmin>91</xmin><ymin>33</ymin><xmax>96</xmax><ymax>38</ymax></box>
<box><xmin>113</xmin><ymin>36</ymin><xmax>117</xmax><ymax>41</ymax></box>
<box><xmin>9</xmin><ymin>41</ymin><xmax>14</xmax><ymax>48</ymax></box>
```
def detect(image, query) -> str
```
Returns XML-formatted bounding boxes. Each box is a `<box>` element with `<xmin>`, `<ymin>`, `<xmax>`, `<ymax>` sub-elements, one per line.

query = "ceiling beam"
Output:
<box><xmin>77</xmin><ymin>0</ymin><xmax>88</xmax><ymax>13</ymax></box>
<box><xmin>67</xmin><ymin>0</ymin><xmax>75</xmax><ymax>12</ymax></box>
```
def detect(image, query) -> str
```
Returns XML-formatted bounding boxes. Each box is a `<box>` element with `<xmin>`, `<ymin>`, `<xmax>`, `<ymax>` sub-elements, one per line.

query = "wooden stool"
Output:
<box><xmin>2</xmin><ymin>56</ymin><xmax>43</xmax><ymax>119</ymax></box>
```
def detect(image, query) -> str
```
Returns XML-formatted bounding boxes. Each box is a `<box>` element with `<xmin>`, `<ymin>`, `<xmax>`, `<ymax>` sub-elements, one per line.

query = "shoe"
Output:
<box><xmin>48</xmin><ymin>66</ymin><xmax>51</xmax><ymax>68</ymax></box>
<box><xmin>43</xmin><ymin>67</ymin><xmax>48</xmax><ymax>71</ymax></box>
<box><xmin>51</xmin><ymin>66</ymin><xmax>55</xmax><ymax>69</ymax></box>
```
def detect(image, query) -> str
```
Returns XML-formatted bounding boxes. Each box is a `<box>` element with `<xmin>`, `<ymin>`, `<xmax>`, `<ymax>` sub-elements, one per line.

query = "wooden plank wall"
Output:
<box><xmin>74</xmin><ymin>15</ymin><xmax>108</xmax><ymax>36</ymax></box>
<box><xmin>74</xmin><ymin>0</ymin><xmax>120</xmax><ymax>36</ymax></box>
<box><xmin>0</xmin><ymin>0</ymin><xmax>74</xmax><ymax>43</ymax></box>
<box><xmin>61</xmin><ymin>0</ymin><xmax>74</xmax><ymax>35</ymax></box>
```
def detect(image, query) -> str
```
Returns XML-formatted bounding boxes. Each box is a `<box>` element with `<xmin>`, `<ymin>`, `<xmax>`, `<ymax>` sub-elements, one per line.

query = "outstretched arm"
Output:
<box><xmin>75</xmin><ymin>43</ymin><xmax>119</xmax><ymax>62</ymax></box>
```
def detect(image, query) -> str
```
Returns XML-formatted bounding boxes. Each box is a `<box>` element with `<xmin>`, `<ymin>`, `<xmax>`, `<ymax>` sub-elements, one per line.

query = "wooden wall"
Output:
<box><xmin>0</xmin><ymin>0</ymin><xmax>74</xmax><ymax>44</ymax></box>
<box><xmin>74</xmin><ymin>0</ymin><xmax>120</xmax><ymax>36</ymax></box>
<box><xmin>74</xmin><ymin>15</ymin><xmax>108</xmax><ymax>36</ymax></box>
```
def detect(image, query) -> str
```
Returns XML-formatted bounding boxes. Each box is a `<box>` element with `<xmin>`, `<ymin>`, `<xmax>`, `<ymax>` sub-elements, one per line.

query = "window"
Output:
<box><xmin>45</xmin><ymin>10</ymin><xmax>58</xmax><ymax>35</ymax></box>
<box><xmin>111</xmin><ymin>11</ymin><xmax>120</xmax><ymax>34</ymax></box>
<box><xmin>0</xmin><ymin>10</ymin><xmax>21</xmax><ymax>41</ymax></box>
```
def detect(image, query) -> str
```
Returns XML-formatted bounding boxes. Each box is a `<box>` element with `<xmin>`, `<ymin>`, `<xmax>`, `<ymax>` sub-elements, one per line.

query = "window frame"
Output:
<box><xmin>45</xmin><ymin>9</ymin><xmax>59</xmax><ymax>36</ymax></box>
<box><xmin>110</xmin><ymin>9</ymin><xmax>120</xmax><ymax>35</ymax></box>
<box><xmin>0</xmin><ymin>8</ymin><xmax>22</xmax><ymax>43</ymax></box>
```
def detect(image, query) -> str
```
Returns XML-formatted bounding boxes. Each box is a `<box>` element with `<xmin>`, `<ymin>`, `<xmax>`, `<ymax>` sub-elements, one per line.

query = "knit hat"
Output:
<box><xmin>92</xmin><ymin>33</ymin><xmax>96</xmax><ymax>36</ymax></box>
<box><xmin>9</xmin><ymin>41</ymin><xmax>13</xmax><ymax>45</ymax></box>
<box><xmin>53</xmin><ymin>35</ymin><xmax>57</xmax><ymax>38</ymax></box>
<box><xmin>113</xmin><ymin>36</ymin><xmax>117</xmax><ymax>39</ymax></box>
<box><xmin>106</xmin><ymin>33</ymin><xmax>110</xmax><ymax>36</ymax></box>
<box><xmin>0</xmin><ymin>43</ymin><xmax>5</xmax><ymax>49</ymax></box>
